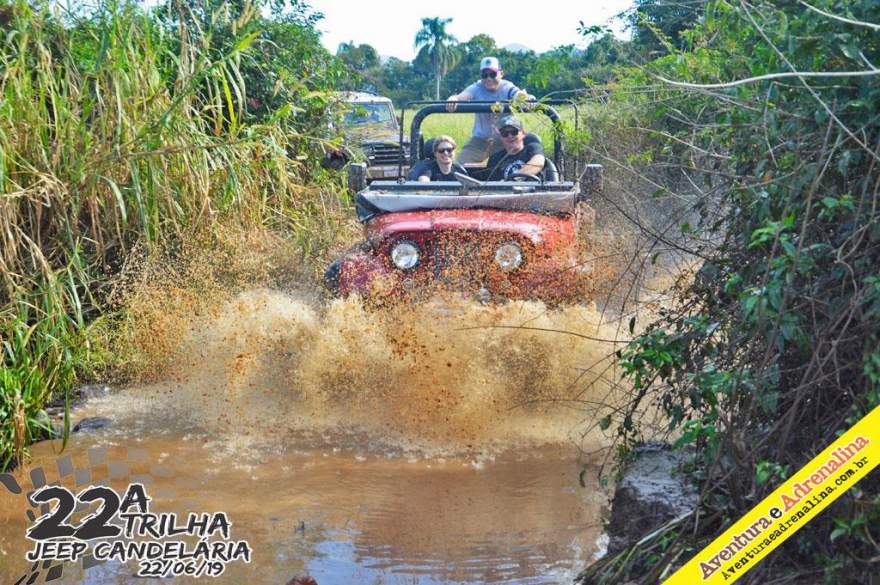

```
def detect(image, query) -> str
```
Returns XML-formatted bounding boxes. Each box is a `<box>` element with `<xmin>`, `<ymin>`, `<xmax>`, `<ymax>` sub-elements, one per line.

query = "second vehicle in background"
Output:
<box><xmin>325</xmin><ymin>91</ymin><xmax>410</xmax><ymax>181</ymax></box>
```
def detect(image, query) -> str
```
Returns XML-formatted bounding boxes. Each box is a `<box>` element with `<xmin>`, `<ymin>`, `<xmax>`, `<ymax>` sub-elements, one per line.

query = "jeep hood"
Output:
<box><xmin>355</xmin><ymin>182</ymin><xmax>577</xmax><ymax>222</ymax></box>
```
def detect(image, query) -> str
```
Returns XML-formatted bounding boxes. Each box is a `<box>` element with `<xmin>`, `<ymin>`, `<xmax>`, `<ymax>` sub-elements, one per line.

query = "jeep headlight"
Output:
<box><xmin>391</xmin><ymin>241</ymin><xmax>419</xmax><ymax>270</ymax></box>
<box><xmin>494</xmin><ymin>243</ymin><xmax>523</xmax><ymax>271</ymax></box>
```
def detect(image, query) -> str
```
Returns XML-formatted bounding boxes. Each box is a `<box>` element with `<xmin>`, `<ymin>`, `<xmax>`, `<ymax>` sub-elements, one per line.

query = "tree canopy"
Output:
<box><xmin>413</xmin><ymin>16</ymin><xmax>458</xmax><ymax>100</ymax></box>
<box><xmin>335</xmin><ymin>30</ymin><xmax>633</xmax><ymax>106</ymax></box>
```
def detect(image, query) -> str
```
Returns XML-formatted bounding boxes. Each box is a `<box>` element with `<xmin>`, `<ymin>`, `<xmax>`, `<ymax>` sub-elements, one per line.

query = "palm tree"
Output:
<box><xmin>414</xmin><ymin>17</ymin><xmax>458</xmax><ymax>100</ymax></box>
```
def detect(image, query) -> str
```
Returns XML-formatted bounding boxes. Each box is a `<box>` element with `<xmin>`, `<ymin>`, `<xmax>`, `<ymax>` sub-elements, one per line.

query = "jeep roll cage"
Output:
<box><xmin>400</xmin><ymin>99</ymin><xmax>580</xmax><ymax>181</ymax></box>
<box><xmin>344</xmin><ymin>99</ymin><xmax>602</xmax><ymax>207</ymax></box>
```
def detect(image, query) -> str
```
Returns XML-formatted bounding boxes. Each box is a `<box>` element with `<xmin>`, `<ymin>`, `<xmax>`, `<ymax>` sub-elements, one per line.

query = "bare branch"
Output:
<box><xmin>455</xmin><ymin>324</ymin><xmax>627</xmax><ymax>344</ymax></box>
<box><xmin>798</xmin><ymin>0</ymin><xmax>880</xmax><ymax>31</ymax></box>
<box><xmin>653</xmin><ymin>69</ymin><xmax>880</xmax><ymax>90</ymax></box>
<box><xmin>738</xmin><ymin>0</ymin><xmax>880</xmax><ymax>164</ymax></box>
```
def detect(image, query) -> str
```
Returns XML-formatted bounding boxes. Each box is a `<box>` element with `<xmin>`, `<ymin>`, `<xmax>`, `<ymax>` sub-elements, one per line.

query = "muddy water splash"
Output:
<box><xmin>0</xmin><ymin>290</ymin><xmax>627</xmax><ymax>584</ymax></box>
<box><xmin>158</xmin><ymin>290</ymin><xmax>625</xmax><ymax>452</ymax></box>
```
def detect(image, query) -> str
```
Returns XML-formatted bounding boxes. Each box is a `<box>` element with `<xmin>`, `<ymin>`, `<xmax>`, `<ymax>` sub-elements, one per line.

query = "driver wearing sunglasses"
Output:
<box><xmin>445</xmin><ymin>57</ymin><xmax>535</xmax><ymax>164</ymax></box>
<box><xmin>415</xmin><ymin>135</ymin><xmax>468</xmax><ymax>182</ymax></box>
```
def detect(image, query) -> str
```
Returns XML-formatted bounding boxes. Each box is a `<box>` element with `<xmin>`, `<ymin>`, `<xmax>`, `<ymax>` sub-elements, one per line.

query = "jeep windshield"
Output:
<box><xmin>342</xmin><ymin>103</ymin><xmax>396</xmax><ymax>128</ymax></box>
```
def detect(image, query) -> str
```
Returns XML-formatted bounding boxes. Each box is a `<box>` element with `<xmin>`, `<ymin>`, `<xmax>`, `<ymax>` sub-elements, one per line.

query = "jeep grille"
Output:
<box><xmin>387</xmin><ymin>232</ymin><xmax>530</xmax><ymax>286</ymax></box>
<box><xmin>368</xmin><ymin>144</ymin><xmax>407</xmax><ymax>166</ymax></box>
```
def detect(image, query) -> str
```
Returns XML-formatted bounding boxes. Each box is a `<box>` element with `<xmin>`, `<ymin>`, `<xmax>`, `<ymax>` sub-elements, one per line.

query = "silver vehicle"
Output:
<box><xmin>329</xmin><ymin>92</ymin><xmax>409</xmax><ymax>181</ymax></box>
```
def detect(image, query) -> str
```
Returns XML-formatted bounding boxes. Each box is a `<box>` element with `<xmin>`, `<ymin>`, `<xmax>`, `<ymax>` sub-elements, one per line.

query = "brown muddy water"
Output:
<box><xmin>0</xmin><ymin>290</ymin><xmax>628</xmax><ymax>584</ymax></box>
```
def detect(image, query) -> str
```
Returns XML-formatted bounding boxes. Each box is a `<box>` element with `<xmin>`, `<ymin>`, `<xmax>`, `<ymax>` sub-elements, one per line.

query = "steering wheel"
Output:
<box><xmin>509</xmin><ymin>172</ymin><xmax>542</xmax><ymax>182</ymax></box>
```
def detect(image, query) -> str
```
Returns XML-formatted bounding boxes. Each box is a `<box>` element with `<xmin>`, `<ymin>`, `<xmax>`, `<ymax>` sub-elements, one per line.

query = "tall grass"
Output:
<box><xmin>0</xmin><ymin>0</ymin><xmax>347</xmax><ymax>468</ymax></box>
<box><xmin>0</xmin><ymin>272</ymin><xmax>90</xmax><ymax>468</ymax></box>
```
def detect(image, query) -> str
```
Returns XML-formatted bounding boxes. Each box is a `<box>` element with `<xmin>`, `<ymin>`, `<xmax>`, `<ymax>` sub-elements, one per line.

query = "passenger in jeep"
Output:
<box><xmin>414</xmin><ymin>135</ymin><xmax>468</xmax><ymax>182</ymax></box>
<box><xmin>485</xmin><ymin>115</ymin><xmax>545</xmax><ymax>180</ymax></box>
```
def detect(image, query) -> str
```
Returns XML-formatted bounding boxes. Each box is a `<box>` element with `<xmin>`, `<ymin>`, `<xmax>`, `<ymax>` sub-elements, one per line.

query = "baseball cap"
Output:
<box><xmin>479</xmin><ymin>56</ymin><xmax>500</xmax><ymax>72</ymax></box>
<box><xmin>496</xmin><ymin>115</ymin><xmax>523</xmax><ymax>131</ymax></box>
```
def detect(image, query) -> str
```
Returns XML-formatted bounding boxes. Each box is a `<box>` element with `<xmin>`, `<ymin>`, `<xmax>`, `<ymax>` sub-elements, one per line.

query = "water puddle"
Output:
<box><xmin>0</xmin><ymin>290</ymin><xmax>624</xmax><ymax>583</ymax></box>
<box><xmin>0</xmin><ymin>430</ymin><xmax>607</xmax><ymax>584</ymax></box>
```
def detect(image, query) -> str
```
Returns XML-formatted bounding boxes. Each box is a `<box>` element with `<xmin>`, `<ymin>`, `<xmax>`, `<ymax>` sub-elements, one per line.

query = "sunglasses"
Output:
<box><xmin>436</xmin><ymin>147</ymin><xmax>455</xmax><ymax>155</ymax></box>
<box><xmin>499</xmin><ymin>128</ymin><xmax>520</xmax><ymax>138</ymax></box>
<box><xmin>480</xmin><ymin>71</ymin><xmax>498</xmax><ymax>79</ymax></box>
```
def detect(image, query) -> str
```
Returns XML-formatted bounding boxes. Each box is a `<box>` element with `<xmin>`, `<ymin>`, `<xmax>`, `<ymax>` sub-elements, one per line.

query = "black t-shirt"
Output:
<box><xmin>485</xmin><ymin>139</ymin><xmax>545</xmax><ymax>180</ymax></box>
<box><xmin>407</xmin><ymin>159</ymin><xmax>431</xmax><ymax>180</ymax></box>
<box><xmin>409</xmin><ymin>160</ymin><xmax>468</xmax><ymax>181</ymax></box>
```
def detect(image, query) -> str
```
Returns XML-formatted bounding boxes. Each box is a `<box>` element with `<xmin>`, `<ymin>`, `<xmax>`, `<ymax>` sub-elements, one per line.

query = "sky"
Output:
<box><xmin>307</xmin><ymin>0</ymin><xmax>636</xmax><ymax>62</ymax></box>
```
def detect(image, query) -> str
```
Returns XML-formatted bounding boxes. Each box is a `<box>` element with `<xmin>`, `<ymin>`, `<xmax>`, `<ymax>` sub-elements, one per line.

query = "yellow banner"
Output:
<box><xmin>663</xmin><ymin>404</ymin><xmax>880</xmax><ymax>584</ymax></box>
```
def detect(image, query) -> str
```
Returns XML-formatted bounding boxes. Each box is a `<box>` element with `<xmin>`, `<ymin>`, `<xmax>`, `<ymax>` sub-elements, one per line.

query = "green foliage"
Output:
<box><xmin>584</xmin><ymin>0</ymin><xmax>880</xmax><ymax>582</ymax></box>
<box><xmin>154</xmin><ymin>0</ymin><xmax>346</xmax><ymax>124</ymax></box>
<box><xmin>337</xmin><ymin>41</ymin><xmax>379</xmax><ymax>72</ymax></box>
<box><xmin>0</xmin><ymin>272</ymin><xmax>94</xmax><ymax>468</ymax></box>
<box><xmin>755</xmin><ymin>460</ymin><xmax>786</xmax><ymax>485</ymax></box>
<box><xmin>629</xmin><ymin>0</ymin><xmax>707</xmax><ymax>56</ymax></box>
<box><xmin>0</xmin><ymin>0</ymin><xmax>348</xmax><ymax>470</ymax></box>
<box><xmin>370</xmin><ymin>57</ymin><xmax>431</xmax><ymax>104</ymax></box>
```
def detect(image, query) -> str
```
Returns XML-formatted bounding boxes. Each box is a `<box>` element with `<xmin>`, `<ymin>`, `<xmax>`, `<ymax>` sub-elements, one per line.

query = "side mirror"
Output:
<box><xmin>347</xmin><ymin>163</ymin><xmax>367</xmax><ymax>193</ymax></box>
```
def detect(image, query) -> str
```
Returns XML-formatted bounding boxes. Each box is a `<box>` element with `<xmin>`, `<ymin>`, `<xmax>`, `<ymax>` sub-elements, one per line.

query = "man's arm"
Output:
<box><xmin>519</xmin><ymin>154</ymin><xmax>545</xmax><ymax>176</ymax></box>
<box><xmin>507</xmin><ymin>84</ymin><xmax>537</xmax><ymax>111</ymax></box>
<box><xmin>503</xmin><ymin>81</ymin><xmax>535</xmax><ymax>101</ymax></box>
<box><xmin>446</xmin><ymin>85</ymin><xmax>476</xmax><ymax>112</ymax></box>
<box><xmin>517</xmin><ymin>141</ymin><xmax>545</xmax><ymax>176</ymax></box>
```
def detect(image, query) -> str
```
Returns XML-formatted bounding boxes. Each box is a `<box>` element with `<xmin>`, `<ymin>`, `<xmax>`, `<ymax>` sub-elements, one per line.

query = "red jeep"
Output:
<box><xmin>325</xmin><ymin>102</ymin><xmax>602</xmax><ymax>303</ymax></box>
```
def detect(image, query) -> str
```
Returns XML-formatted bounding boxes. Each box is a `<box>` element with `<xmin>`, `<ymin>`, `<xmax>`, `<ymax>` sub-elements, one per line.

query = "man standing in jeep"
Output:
<box><xmin>445</xmin><ymin>57</ymin><xmax>534</xmax><ymax>164</ymax></box>
<box><xmin>485</xmin><ymin>115</ymin><xmax>545</xmax><ymax>180</ymax></box>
